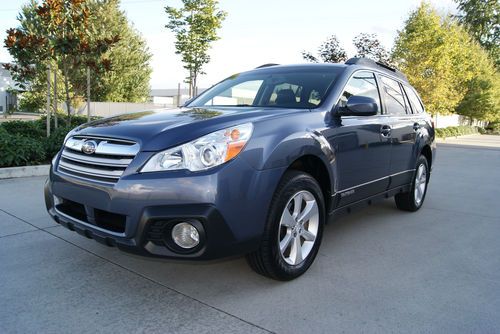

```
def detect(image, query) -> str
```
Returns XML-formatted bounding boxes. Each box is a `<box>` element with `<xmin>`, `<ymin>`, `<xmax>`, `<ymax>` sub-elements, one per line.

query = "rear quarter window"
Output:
<box><xmin>403</xmin><ymin>85</ymin><xmax>425</xmax><ymax>114</ymax></box>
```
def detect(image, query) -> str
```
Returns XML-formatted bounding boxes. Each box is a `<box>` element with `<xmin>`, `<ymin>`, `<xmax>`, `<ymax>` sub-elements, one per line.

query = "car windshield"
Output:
<box><xmin>187</xmin><ymin>67</ymin><xmax>342</xmax><ymax>109</ymax></box>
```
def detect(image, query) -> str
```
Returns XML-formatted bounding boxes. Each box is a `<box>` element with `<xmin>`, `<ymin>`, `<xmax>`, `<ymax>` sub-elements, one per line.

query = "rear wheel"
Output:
<box><xmin>395</xmin><ymin>155</ymin><xmax>429</xmax><ymax>212</ymax></box>
<box><xmin>246</xmin><ymin>170</ymin><xmax>325</xmax><ymax>280</ymax></box>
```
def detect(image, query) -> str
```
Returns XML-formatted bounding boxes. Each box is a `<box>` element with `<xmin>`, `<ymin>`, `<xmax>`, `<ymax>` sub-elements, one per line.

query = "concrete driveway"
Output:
<box><xmin>1</xmin><ymin>135</ymin><xmax>499</xmax><ymax>334</ymax></box>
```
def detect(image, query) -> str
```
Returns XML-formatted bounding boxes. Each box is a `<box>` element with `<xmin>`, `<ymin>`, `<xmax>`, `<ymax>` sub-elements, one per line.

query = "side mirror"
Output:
<box><xmin>338</xmin><ymin>96</ymin><xmax>378</xmax><ymax>116</ymax></box>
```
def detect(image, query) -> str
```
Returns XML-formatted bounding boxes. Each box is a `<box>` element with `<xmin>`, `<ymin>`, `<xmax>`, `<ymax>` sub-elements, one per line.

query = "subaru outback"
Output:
<box><xmin>45</xmin><ymin>58</ymin><xmax>436</xmax><ymax>280</ymax></box>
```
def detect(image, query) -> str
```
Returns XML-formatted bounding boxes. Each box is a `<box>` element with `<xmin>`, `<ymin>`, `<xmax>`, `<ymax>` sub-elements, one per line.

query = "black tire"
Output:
<box><xmin>395</xmin><ymin>155</ymin><xmax>430</xmax><ymax>212</ymax></box>
<box><xmin>246</xmin><ymin>170</ymin><xmax>325</xmax><ymax>281</ymax></box>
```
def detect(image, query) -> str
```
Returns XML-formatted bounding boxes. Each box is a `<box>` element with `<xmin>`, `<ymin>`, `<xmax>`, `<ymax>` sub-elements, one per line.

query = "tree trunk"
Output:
<box><xmin>188</xmin><ymin>69</ymin><xmax>193</xmax><ymax>98</ymax></box>
<box><xmin>62</xmin><ymin>60</ymin><xmax>72</xmax><ymax>123</ymax></box>
<box><xmin>86</xmin><ymin>67</ymin><xmax>91</xmax><ymax>123</ymax></box>
<box><xmin>46</xmin><ymin>66</ymin><xmax>51</xmax><ymax>138</ymax></box>
<box><xmin>53</xmin><ymin>69</ymin><xmax>58</xmax><ymax>129</ymax></box>
<box><xmin>192</xmin><ymin>72</ymin><xmax>197</xmax><ymax>97</ymax></box>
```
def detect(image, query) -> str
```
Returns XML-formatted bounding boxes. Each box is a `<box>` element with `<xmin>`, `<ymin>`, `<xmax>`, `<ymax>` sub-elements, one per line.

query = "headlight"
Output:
<box><xmin>141</xmin><ymin>123</ymin><xmax>253</xmax><ymax>172</ymax></box>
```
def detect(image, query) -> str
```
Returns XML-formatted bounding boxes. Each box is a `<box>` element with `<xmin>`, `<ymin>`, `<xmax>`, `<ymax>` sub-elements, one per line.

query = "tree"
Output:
<box><xmin>5</xmin><ymin>0</ymin><xmax>152</xmax><ymax>114</ymax></box>
<box><xmin>165</xmin><ymin>0</ymin><xmax>227</xmax><ymax>97</ymax></box>
<box><xmin>88</xmin><ymin>0</ymin><xmax>152</xmax><ymax>102</ymax></box>
<box><xmin>4</xmin><ymin>0</ymin><xmax>120</xmax><ymax>119</ymax></box>
<box><xmin>352</xmin><ymin>33</ymin><xmax>392</xmax><ymax>65</ymax></box>
<box><xmin>392</xmin><ymin>3</ymin><xmax>477</xmax><ymax>116</ymax></box>
<box><xmin>455</xmin><ymin>42</ymin><xmax>499</xmax><ymax>122</ymax></box>
<box><xmin>302</xmin><ymin>35</ymin><xmax>347</xmax><ymax>63</ymax></box>
<box><xmin>454</xmin><ymin>0</ymin><xmax>500</xmax><ymax>67</ymax></box>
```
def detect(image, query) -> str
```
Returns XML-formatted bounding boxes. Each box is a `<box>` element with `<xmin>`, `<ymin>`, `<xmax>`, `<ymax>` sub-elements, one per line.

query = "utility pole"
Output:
<box><xmin>46</xmin><ymin>65</ymin><xmax>51</xmax><ymax>137</ymax></box>
<box><xmin>53</xmin><ymin>69</ymin><xmax>58</xmax><ymax>129</ymax></box>
<box><xmin>86</xmin><ymin>67</ymin><xmax>91</xmax><ymax>122</ymax></box>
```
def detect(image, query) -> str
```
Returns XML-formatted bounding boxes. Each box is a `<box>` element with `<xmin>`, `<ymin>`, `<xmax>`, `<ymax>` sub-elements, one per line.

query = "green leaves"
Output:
<box><xmin>4</xmin><ymin>0</ymin><xmax>152</xmax><ymax>110</ymax></box>
<box><xmin>454</xmin><ymin>0</ymin><xmax>499</xmax><ymax>67</ymax></box>
<box><xmin>393</xmin><ymin>3</ymin><xmax>481</xmax><ymax>116</ymax></box>
<box><xmin>302</xmin><ymin>35</ymin><xmax>347</xmax><ymax>63</ymax></box>
<box><xmin>165</xmin><ymin>0</ymin><xmax>227</xmax><ymax>95</ymax></box>
<box><xmin>0</xmin><ymin>115</ymin><xmax>90</xmax><ymax>167</ymax></box>
<box><xmin>353</xmin><ymin>33</ymin><xmax>392</xmax><ymax>66</ymax></box>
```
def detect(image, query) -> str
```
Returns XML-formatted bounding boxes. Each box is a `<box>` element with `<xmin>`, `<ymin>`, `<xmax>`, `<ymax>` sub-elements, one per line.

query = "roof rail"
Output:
<box><xmin>345</xmin><ymin>57</ymin><xmax>407</xmax><ymax>82</ymax></box>
<box><xmin>255</xmin><ymin>63</ymin><xmax>280</xmax><ymax>69</ymax></box>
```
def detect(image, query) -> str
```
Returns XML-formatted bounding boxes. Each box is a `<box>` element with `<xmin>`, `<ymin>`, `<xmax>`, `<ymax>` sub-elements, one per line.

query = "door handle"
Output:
<box><xmin>380</xmin><ymin>125</ymin><xmax>392</xmax><ymax>137</ymax></box>
<box><xmin>413</xmin><ymin>123</ymin><xmax>421</xmax><ymax>131</ymax></box>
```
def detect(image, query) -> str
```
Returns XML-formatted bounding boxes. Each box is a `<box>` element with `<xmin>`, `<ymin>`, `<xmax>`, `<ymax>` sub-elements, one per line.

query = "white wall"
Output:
<box><xmin>73</xmin><ymin>102</ymin><xmax>175</xmax><ymax>118</ymax></box>
<box><xmin>432</xmin><ymin>114</ymin><xmax>487</xmax><ymax>129</ymax></box>
<box><xmin>1</xmin><ymin>69</ymin><xmax>12</xmax><ymax>115</ymax></box>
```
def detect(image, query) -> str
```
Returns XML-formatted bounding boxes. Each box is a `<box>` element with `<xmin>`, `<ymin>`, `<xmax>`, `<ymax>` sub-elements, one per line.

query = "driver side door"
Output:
<box><xmin>323</xmin><ymin>71</ymin><xmax>392</xmax><ymax>207</ymax></box>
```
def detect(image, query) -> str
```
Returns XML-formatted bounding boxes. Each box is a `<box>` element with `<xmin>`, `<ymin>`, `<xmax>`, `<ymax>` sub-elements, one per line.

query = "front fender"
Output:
<box><xmin>241</xmin><ymin>127</ymin><xmax>336</xmax><ymax>195</ymax></box>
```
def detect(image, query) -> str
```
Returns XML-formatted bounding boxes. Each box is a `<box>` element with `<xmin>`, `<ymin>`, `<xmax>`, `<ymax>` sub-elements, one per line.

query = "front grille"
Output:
<box><xmin>55</xmin><ymin>197</ymin><xmax>126</xmax><ymax>234</ymax></box>
<box><xmin>94</xmin><ymin>208</ymin><xmax>127</xmax><ymax>233</ymax></box>
<box><xmin>57</xmin><ymin>198</ymin><xmax>87</xmax><ymax>222</ymax></box>
<box><xmin>58</xmin><ymin>135</ymin><xmax>139</xmax><ymax>183</ymax></box>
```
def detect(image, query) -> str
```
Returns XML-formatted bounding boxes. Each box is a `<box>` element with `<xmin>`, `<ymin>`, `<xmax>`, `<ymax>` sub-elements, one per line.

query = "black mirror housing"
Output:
<box><xmin>338</xmin><ymin>96</ymin><xmax>378</xmax><ymax>116</ymax></box>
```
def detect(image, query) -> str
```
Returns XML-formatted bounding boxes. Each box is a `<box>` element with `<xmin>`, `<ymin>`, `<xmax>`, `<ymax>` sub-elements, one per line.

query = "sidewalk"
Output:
<box><xmin>436</xmin><ymin>134</ymin><xmax>500</xmax><ymax>149</ymax></box>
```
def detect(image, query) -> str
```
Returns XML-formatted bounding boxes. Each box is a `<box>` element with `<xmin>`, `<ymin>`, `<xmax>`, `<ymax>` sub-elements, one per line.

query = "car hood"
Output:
<box><xmin>73</xmin><ymin>107</ymin><xmax>304</xmax><ymax>151</ymax></box>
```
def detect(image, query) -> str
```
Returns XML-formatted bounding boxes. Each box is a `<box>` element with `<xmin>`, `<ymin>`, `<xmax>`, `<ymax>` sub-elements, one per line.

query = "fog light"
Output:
<box><xmin>171</xmin><ymin>221</ymin><xmax>200</xmax><ymax>249</ymax></box>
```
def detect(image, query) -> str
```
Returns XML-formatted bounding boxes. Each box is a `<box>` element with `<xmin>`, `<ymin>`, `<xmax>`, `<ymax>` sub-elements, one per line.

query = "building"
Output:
<box><xmin>0</xmin><ymin>64</ymin><xmax>18</xmax><ymax>115</ymax></box>
<box><xmin>150</xmin><ymin>88</ymin><xmax>206</xmax><ymax>106</ymax></box>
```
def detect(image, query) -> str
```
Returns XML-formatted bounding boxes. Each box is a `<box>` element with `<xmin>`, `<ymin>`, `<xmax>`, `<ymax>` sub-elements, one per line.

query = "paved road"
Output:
<box><xmin>1</xmin><ymin>136</ymin><xmax>499</xmax><ymax>334</ymax></box>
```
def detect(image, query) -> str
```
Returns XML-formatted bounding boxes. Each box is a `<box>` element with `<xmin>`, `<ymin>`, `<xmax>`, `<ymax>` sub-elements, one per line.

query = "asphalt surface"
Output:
<box><xmin>1</xmin><ymin>135</ymin><xmax>499</xmax><ymax>334</ymax></box>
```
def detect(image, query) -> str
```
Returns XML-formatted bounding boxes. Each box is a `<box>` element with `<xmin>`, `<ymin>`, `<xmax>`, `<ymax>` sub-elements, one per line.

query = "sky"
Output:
<box><xmin>0</xmin><ymin>0</ymin><xmax>457</xmax><ymax>89</ymax></box>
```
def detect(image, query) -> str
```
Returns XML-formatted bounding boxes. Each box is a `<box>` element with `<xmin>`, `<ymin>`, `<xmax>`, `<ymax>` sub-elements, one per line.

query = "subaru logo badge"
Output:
<box><xmin>82</xmin><ymin>141</ymin><xmax>97</xmax><ymax>155</ymax></box>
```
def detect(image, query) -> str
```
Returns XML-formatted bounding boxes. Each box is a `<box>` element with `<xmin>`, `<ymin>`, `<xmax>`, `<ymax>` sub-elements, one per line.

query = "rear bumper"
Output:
<box><xmin>45</xmin><ymin>156</ymin><xmax>286</xmax><ymax>260</ymax></box>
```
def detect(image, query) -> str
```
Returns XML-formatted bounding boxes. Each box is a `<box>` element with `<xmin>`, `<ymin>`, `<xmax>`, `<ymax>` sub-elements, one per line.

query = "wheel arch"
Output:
<box><xmin>421</xmin><ymin>144</ymin><xmax>432</xmax><ymax>169</ymax></box>
<box><xmin>287</xmin><ymin>155</ymin><xmax>332</xmax><ymax>213</ymax></box>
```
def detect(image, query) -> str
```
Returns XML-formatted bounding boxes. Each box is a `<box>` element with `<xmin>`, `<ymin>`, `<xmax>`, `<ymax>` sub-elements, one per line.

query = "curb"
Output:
<box><xmin>0</xmin><ymin>165</ymin><xmax>50</xmax><ymax>180</ymax></box>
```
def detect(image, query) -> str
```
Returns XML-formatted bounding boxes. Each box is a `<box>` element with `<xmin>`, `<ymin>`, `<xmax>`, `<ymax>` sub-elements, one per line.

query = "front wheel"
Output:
<box><xmin>395</xmin><ymin>155</ymin><xmax>430</xmax><ymax>212</ymax></box>
<box><xmin>246</xmin><ymin>170</ymin><xmax>325</xmax><ymax>280</ymax></box>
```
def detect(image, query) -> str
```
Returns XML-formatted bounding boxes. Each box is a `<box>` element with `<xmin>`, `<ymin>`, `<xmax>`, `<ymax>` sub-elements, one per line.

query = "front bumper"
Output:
<box><xmin>45</xmin><ymin>155</ymin><xmax>286</xmax><ymax>260</ymax></box>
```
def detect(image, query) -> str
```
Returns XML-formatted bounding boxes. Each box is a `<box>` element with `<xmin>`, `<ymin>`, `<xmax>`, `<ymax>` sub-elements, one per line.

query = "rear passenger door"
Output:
<box><xmin>378</xmin><ymin>75</ymin><xmax>417</xmax><ymax>187</ymax></box>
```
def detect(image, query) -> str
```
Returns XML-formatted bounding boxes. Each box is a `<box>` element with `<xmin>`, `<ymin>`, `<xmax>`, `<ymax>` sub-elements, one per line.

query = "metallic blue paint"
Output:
<box><xmin>45</xmin><ymin>63</ymin><xmax>435</xmax><ymax>260</ymax></box>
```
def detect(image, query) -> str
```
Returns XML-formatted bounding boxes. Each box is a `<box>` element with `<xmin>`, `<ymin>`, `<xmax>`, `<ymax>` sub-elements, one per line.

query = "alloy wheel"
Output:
<box><xmin>278</xmin><ymin>190</ymin><xmax>319</xmax><ymax>265</ymax></box>
<box><xmin>414</xmin><ymin>163</ymin><xmax>427</xmax><ymax>206</ymax></box>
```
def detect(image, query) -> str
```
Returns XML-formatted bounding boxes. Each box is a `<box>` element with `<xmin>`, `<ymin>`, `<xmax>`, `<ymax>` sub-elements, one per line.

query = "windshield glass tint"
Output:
<box><xmin>188</xmin><ymin>68</ymin><xmax>342</xmax><ymax>109</ymax></box>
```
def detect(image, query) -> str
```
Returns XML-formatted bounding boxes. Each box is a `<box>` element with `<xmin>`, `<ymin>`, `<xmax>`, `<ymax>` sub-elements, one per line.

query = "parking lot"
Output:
<box><xmin>1</xmin><ymin>135</ymin><xmax>499</xmax><ymax>334</ymax></box>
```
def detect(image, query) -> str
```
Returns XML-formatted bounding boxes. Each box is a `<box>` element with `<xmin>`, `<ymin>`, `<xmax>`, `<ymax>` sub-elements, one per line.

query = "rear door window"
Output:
<box><xmin>380</xmin><ymin>76</ymin><xmax>407</xmax><ymax>115</ymax></box>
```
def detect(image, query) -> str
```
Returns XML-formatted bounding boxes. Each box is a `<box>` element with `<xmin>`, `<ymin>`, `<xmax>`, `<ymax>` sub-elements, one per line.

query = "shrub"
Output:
<box><xmin>43</xmin><ymin>126</ymin><xmax>74</xmax><ymax>159</ymax></box>
<box><xmin>35</xmin><ymin>114</ymin><xmax>90</xmax><ymax>132</ymax></box>
<box><xmin>435</xmin><ymin>125</ymin><xmax>479</xmax><ymax>138</ymax></box>
<box><xmin>0</xmin><ymin>115</ymin><xmax>97</xmax><ymax>167</ymax></box>
<box><xmin>0</xmin><ymin>128</ymin><xmax>46</xmax><ymax>167</ymax></box>
<box><xmin>0</xmin><ymin>120</ymin><xmax>45</xmax><ymax>138</ymax></box>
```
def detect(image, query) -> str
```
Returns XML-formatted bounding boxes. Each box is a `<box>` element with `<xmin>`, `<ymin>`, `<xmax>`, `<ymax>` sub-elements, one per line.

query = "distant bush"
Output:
<box><xmin>43</xmin><ymin>126</ymin><xmax>74</xmax><ymax>159</ymax></box>
<box><xmin>0</xmin><ymin>115</ymin><xmax>92</xmax><ymax>167</ymax></box>
<box><xmin>0</xmin><ymin>128</ymin><xmax>46</xmax><ymax>167</ymax></box>
<box><xmin>0</xmin><ymin>120</ymin><xmax>46</xmax><ymax>138</ymax></box>
<box><xmin>485</xmin><ymin>121</ymin><xmax>500</xmax><ymax>135</ymax></box>
<box><xmin>435</xmin><ymin>126</ymin><xmax>480</xmax><ymax>138</ymax></box>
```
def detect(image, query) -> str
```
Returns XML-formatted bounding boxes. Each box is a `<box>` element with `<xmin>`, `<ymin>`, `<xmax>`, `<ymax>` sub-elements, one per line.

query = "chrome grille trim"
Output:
<box><xmin>59</xmin><ymin>160</ymin><xmax>124</xmax><ymax>178</ymax></box>
<box><xmin>61</xmin><ymin>150</ymin><xmax>132</xmax><ymax>167</ymax></box>
<box><xmin>58</xmin><ymin>136</ymin><xmax>138</xmax><ymax>183</ymax></box>
<box><xmin>65</xmin><ymin>137</ymin><xmax>140</xmax><ymax>156</ymax></box>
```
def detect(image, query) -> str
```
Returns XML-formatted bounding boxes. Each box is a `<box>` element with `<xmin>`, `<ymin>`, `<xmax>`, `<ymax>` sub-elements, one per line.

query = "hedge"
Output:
<box><xmin>0</xmin><ymin>115</ymin><xmax>90</xmax><ymax>168</ymax></box>
<box><xmin>435</xmin><ymin>126</ymin><xmax>481</xmax><ymax>139</ymax></box>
